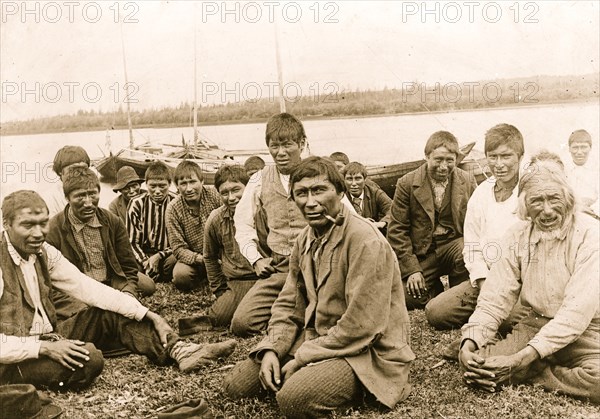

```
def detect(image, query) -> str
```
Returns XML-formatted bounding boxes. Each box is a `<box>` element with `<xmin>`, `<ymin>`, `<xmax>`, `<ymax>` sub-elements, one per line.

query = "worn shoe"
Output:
<box><xmin>170</xmin><ymin>339</ymin><xmax>237</xmax><ymax>373</ymax></box>
<box><xmin>178</xmin><ymin>315</ymin><xmax>214</xmax><ymax>336</ymax></box>
<box><xmin>157</xmin><ymin>398</ymin><xmax>213</xmax><ymax>418</ymax></box>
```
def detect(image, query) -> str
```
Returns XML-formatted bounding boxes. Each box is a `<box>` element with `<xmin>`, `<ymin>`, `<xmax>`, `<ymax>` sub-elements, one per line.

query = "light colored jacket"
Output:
<box><xmin>251</xmin><ymin>205</ymin><xmax>414</xmax><ymax>408</ymax></box>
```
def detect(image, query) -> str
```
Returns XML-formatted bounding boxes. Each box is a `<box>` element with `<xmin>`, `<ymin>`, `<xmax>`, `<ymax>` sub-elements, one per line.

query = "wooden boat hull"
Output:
<box><xmin>368</xmin><ymin>157</ymin><xmax>490</xmax><ymax>198</ymax></box>
<box><xmin>95</xmin><ymin>142</ymin><xmax>490</xmax><ymax>198</ymax></box>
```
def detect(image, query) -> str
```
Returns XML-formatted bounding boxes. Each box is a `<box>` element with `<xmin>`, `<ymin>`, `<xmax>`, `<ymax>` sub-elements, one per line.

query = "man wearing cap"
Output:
<box><xmin>459</xmin><ymin>160</ymin><xmax>599</xmax><ymax>403</ymax></box>
<box><xmin>46</xmin><ymin>167</ymin><xmax>156</xmax><ymax>311</ymax></box>
<box><xmin>0</xmin><ymin>190</ymin><xmax>237</xmax><ymax>390</ymax></box>
<box><xmin>109</xmin><ymin>166</ymin><xmax>145</xmax><ymax>223</ymax></box>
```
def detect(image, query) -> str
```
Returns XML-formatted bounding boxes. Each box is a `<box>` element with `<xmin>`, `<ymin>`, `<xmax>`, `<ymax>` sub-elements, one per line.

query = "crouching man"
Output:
<box><xmin>459</xmin><ymin>161</ymin><xmax>599</xmax><ymax>403</ymax></box>
<box><xmin>224</xmin><ymin>157</ymin><xmax>414</xmax><ymax>417</ymax></box>
<box><xmin>0</xmin><ymin>191</ymin><xmax>236</xmax><ymax>390</ymax></box>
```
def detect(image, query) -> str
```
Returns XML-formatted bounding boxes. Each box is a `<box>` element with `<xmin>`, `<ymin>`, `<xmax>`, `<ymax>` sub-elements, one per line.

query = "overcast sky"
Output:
<box><xmin>1</xmin><ymin>1</ymin><xmax>598</xmax><ymax>122</ymax></box>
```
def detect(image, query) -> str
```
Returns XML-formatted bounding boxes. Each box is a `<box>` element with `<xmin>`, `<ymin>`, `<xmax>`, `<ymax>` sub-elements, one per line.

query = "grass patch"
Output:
<box><xmin>48</xmin><ymin>283</ymin><xmax>600</xmax><ymax>418</ymax></box>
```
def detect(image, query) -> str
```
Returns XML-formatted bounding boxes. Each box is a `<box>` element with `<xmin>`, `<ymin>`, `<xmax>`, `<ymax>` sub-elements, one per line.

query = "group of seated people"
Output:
<box><xmin>0</xmin><ymin>113</ymin><xmax>598</xmax><ymax>417</ymax></box>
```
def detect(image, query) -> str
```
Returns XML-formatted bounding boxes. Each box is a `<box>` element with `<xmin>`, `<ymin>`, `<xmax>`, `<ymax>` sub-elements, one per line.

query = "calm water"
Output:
<box><xmin>1</xmin><ymin>102</ymin><xmax>598</xmax><ymax>208</ymax></box>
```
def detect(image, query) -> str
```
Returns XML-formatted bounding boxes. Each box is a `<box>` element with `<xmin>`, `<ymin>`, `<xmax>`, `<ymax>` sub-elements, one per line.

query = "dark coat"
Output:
<box><xmin>387</xmin><ymin>164</ymin><xmax>476</xmax><ymax>278</ymax></box>
<box><xmin>348</xmin><ymin>181</ymin><xmax>393</xmax><ymax>225</ymax></box>
<box><xmin>46</xmin><ymin>206</ymin><xmax>139</xmax><ymax>296</ymax></box>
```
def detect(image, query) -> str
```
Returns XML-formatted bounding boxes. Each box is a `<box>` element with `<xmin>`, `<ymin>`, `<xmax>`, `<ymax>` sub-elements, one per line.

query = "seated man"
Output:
<box><xmin>108</xmin><ymin>166</ymin><xmax>145</xmax><ymax>223</ymax></box>
<box><xmin>564</xmin><ymin>129</ymin><xmax>599</xmax><ymax>215</ymax></box>
<box><xmin>44</xmin><ymin>146</ymin><xmax>94</xmax><ymax>217</ymax></box>
<box><xmin>342</xmin><ymin>161</ymin><xmax>392</xmax><ymax>232</ymax></box>
<box><xmin>127</xmin><ymin>162</ymin><xmax>177</xmax><ymax>283</ymax></box>
<box><xmin>166</xmin><ymin>161</ymin><xmax>222</xmax><ymax>291</ymax></box>
<box><xmin>460</xmin><ymin>161</ymin><xmax>599</xmax><ymax>403</ymax></box>
<box><xmin>387</xmin><ymin>131</ymin><xmax>477</xmax><ymax>309</ymax></box>
<box><xmin>329</xmin><ymin>151</ymin><xmax>350</xmax><ymax>171</ymax></box>
<box><xmin>233</xmin><ymin>113</ymin><xmax>357</xmax><ymax>337</ymax></box>
<box><xmin>179</xmin><ymin>165</ymin><xmax>259</xmax><ymax>334</ymax></box>
<box><xmin>46</xmin><ymin>167</ymin><xmax>155</xmax><ymax>321</ymax></box>
<box><xmin>243</xmin><ymin>155</ymin><xmax>266</xmax><ymax>177</ymax></box>
<box><xmin>224</xmin><ymin>157</ymin><xmax>414</xmax><ymax>417</ymax></box>
<box><xmin>0</xmin><ymin>190</ymin><xmax>236</xmax><ymax>391</ymax></box>
<box><xmin>426</xmin><ymin>124</ymin><xmax>526</xmax><ymax>329</ymax></box>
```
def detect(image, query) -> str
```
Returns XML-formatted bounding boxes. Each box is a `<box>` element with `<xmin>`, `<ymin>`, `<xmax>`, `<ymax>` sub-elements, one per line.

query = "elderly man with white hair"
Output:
<box><xmin>459</xmin><ymin>160</ymin><xmax>599</xmax><ymax>403</ymax></box>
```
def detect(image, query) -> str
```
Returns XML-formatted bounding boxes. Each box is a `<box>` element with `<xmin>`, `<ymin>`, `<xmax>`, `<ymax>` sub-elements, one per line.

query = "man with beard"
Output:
<box><xmin>127</xmin><ymin>162</ymin><xmax>177</xmax><ymax>283</ymax></box>
<box><xmin>459</xmin><ymin>160</ymin><xmax>599</xmax><ymax>403</ymax></box>
<box><xmin>109</xmin><ymin>166</ymin><xmax>145</xmax><ymax>224</ymax></box>
<box><xmin>387</xmin><ymin>131</ymin><xmax>477</xmax><ymax>310</ymax></box>
<box><xmin>166</xmin><ymin>161</ymin><xmax>221</xmax><ymax>292</ymax></box>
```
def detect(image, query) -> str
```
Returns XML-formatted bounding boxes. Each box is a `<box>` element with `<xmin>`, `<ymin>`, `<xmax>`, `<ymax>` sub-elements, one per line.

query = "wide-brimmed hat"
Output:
<box><xmin>0</xmin><ymin>384</ymin><xmax>63</xmax><ymax>419</ymax></box>
<box><xmin>113</xmin><ymin>166</ymin><xmax>144</xmax><ymax>192</ymax></box>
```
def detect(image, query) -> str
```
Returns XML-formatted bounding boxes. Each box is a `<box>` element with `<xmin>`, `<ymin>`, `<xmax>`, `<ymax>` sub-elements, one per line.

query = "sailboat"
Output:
<box><xmin>94</xmin><ymin>15</ymin><xmax>267</xmax><ymax>183</ymax></box>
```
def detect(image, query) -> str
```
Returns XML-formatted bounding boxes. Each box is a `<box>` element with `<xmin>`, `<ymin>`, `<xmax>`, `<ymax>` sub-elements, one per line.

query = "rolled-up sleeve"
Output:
<box><xmin>44</xmin><ymin>243</ymin><xmax>148</xmax><ymax>321</ymax></box>
<box><xmin>234</xmin><ymin>172</ymin><xmax>262</xmax><ymax>265</ymax></box>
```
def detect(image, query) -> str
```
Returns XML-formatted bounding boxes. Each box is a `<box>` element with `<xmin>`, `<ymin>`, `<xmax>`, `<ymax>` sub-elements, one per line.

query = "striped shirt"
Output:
<box><xmin>166</xmin><ymin>186</ymin><xmax>222</xmax><ymax>266</ymax></box>
<box><xmin>68</xmin><ymin>209</ymin><xmax>107</xmax><ymax>281</ymax></box>
<box><xmin>127</xmin><ymin>191</ymin><xmax>177</xmax><ymax>264</ymax></box>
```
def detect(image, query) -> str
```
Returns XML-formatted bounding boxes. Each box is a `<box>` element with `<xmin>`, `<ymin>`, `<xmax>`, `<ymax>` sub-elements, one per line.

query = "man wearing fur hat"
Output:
<box><xmin>459</xmin><ymin>160</ymin><xmax>599</xmax><ymax>403</ymax></box>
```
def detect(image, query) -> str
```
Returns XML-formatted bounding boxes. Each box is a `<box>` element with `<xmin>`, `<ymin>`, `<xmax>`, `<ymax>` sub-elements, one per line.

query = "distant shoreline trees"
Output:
<box><xmin>1</xmin><ymin>74</ymin><xmax>597</xmax><ymax>136</ymax></box>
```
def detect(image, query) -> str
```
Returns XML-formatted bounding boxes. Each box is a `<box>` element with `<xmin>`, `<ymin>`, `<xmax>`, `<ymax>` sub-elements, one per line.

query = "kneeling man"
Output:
<box><xmin>0</xmin><ymin>191</ymin><xmax>236</xmax><ymax>390</ymax></box>
<box><xmin>460</xmin><ymin>161</ymin><xmax>599</xmax><ymax>403</ymax></box>
<box><xmin>224</xmin><ymin>157</ymin><xmax>414</xmax><ymax>417</ymax></box>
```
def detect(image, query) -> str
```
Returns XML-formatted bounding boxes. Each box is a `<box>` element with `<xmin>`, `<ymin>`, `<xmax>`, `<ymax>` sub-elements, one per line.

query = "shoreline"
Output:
<box><xmin>1</xmin><ymin>99</ymin><xmax>596</xmax><ymax>138</ymax></box>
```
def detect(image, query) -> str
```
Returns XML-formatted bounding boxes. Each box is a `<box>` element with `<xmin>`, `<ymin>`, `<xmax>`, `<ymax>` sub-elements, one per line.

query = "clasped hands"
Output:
<box><xmin>258</xmin><ymin>350</ymin><xmax>301</xmax><ymax>392</ymax></box>
<box><xmin>459</xmin><ymin>340</ymin><xmax>539</xmax><ymax>393</ymax></box>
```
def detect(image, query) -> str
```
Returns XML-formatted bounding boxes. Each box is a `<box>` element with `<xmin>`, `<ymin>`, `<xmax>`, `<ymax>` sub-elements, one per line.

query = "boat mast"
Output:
<box><xmin>120</xmin><ymin>21</ymin><xmax>134</xmax><ymax>149</ymax></box>
<box><xmin>274</xmin><ymin>18</ymin><xmax>286</xmax><ymax>113</ymax></box>
<box><xmin>193</xmin><ymin>4</ymin><xmax>198</xmax><ymax>148</ymax></box>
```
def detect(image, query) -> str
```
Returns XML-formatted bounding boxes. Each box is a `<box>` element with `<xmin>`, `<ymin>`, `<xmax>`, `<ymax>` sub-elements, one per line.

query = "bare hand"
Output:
<box><xmin>259</xmin><ymin>350</ymin><xmax>281</xmax><ymax>392</ymax></box>
<box><xmin>145</xmin><ymin>311</ymin><xmax>174</xmax><ymax>347</ymax></box>
<box><xmin>459</xmin><ymin>340</ymin><xmax>496</xmax><ymax>392</ymax></box>
<box><xmin>39</xmin><ymin>340</ymin><xmax>90</xmax><ymax>371</ymax></box>
<box><xmin>406</xmin><ymin>272</ymin><xmax>427</xmax><ymax>299</ymax></box>
<box><xmin>254</xmin><ymin>257</ymin><xmax>276</xmax><ymax>279</ymax></box>
<box><xmin>482</xmin><ymin>351</ymin><xmax>536</xmax><ymax>386</ymax></box>
<box><xmin>143</xmin><ymin>254</ymin><xmax>162</xmax><ymax>275</ymax></box>
<box><xmin>195</xmin><ymin>253</ymin><xmax>204</xmax><ymax>265</ymax></box>
<box><xmin>281</xmin><ymin>359</ymin><xmax>301</xmax><ymax>383</ymax></box>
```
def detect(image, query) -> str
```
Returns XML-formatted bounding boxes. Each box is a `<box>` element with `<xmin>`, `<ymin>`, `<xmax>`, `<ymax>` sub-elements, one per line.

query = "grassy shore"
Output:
<box><xmin>48</xmin><ymin>283</ymin><xmax>599</xmax><ymax>418</ymax></box>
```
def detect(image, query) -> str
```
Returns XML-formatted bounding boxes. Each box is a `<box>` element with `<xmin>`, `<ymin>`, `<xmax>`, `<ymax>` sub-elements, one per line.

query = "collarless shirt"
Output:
<box><xmin>68</xmin><ymin>209</ymin><xmax>106</xmax><ymax>281</ymax></box>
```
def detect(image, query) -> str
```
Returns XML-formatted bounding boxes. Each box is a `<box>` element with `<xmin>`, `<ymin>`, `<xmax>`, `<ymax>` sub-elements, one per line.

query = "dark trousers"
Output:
<box><xmin>403</xmin><ymin>237</ymin><xmax>469</xmax><ymax>310</ymax></box>
<box><xmin>224</xmin><ymin>357</ymin><xmax>363</xmax><ymax>418</ymax></box>
<box><xmin>0</xmin><ymin>307</ymin><xmax>172</xmax><ymax>390</ymax></box>
<box><xmin>209</xmin><ymin>279</ymin><xmax>257</xmax><ymax>328</ymax></box>
<box><xmin>230</xmin><ymin>252</ymin><xmax>289</xmax><ymax>337</ymax></box>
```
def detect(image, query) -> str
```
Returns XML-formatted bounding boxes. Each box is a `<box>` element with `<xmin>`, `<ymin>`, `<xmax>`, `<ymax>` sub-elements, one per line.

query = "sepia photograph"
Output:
<box><xmin>1</xmin><ymin>1</ymin><xmax>599</xmax><ymax>417</ymax></box>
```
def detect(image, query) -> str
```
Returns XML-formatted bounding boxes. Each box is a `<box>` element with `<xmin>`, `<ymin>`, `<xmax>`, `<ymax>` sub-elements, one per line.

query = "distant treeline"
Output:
<box><xmin>2</xmin><ymin>73</ymin><xmax>598</xmax><ymax>136</ymax></box>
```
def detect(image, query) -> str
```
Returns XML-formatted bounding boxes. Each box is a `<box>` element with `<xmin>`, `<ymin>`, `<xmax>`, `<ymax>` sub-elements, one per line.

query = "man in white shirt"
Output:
<box><xmin>0</xmin><ymin>190</ymin><xmax>236</xmax><ymax>390</ymax></box>
<box><xmin>564</xmin><ymin>129</ymin><xmax>599</xmax><ymax>216</ymax></box>
<box><xmin>232</xmin><ymin>114</ymin><xmax>356</xmax><ymax>337</ymax></box>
